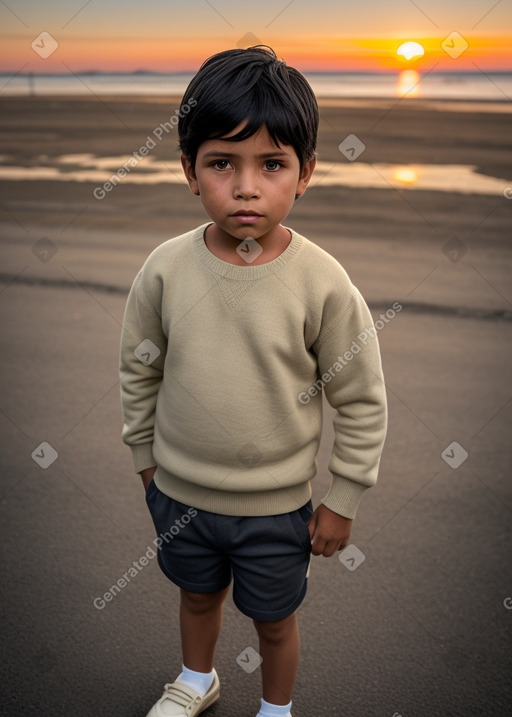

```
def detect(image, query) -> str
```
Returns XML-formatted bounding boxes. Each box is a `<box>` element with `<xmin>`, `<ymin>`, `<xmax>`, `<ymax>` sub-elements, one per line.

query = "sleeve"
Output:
<box><xmin>119</xmin><ymin>270</ymin><xmax>168</xmax><ymax>474</ymax></box>
<box><xmin>313</xmin><ymin>287</ymin><xmax>388</xmax><ymax>519</ymax></box>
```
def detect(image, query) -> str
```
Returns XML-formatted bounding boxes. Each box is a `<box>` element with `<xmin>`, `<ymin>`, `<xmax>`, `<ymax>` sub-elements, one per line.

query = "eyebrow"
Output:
<box><xmin>202</xmin><ymin>150</ymin><xmax>290</xmax><ymax>158</ymax></box>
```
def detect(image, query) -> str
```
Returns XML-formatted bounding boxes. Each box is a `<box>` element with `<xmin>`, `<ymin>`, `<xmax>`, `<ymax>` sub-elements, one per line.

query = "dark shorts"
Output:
<box><xmin>145</xmin><ymin>479</ymin><xmax>313</xmax><ymax>622</ymax></box>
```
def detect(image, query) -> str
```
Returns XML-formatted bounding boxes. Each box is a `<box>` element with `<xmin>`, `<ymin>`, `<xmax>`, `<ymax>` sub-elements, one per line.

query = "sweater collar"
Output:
<box><xmin>193</xmin><ymin>223</ymin><xmax>304</xmax><ymax>280</ymax></box>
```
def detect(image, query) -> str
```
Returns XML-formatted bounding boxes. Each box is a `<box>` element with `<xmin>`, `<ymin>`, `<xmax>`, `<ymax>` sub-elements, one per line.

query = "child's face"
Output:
<box><xmin>181</xmin><ymin>124</ymin><xmax>316</xmax><ymax>243</ymax></box>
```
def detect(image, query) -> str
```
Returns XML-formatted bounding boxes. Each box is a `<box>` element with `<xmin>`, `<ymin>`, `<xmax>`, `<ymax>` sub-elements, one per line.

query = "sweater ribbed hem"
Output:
<box><xmin>154</xmin><ymin>466</ymin><xmax>312</xmax><ymax>516</ymax></box>
<box><xmin>131</xmin><ymin>443</ymin><xmax>156</xmax><ymax>474</ymax></box>
<box><xmin>193</xmin><ymin>223</ymin><xmax>304</xmax><ymax>280</ymax></box>
<box><xmin>321</xmin><ymin>474</ymin><xmax>370</xmax><ymax>519</ymax></box>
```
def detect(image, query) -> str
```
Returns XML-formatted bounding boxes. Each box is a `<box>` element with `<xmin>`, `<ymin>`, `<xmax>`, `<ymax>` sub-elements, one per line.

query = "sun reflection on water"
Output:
<box><xmin>393</xmin><ymin>167</ymin><xmax>419</xmax><ymax>184</ymax></box>
<box><xmin>396</xmin><ymin>69</ymin><xmax>421</xmax><ymax>97</ymax></box>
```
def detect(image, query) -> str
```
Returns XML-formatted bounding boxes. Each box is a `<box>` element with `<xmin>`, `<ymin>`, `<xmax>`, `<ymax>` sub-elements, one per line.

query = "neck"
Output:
<box><xmin>204</xmin><ymin>224</ymin><xmax>291</xmax><ymax>266</ymax></box>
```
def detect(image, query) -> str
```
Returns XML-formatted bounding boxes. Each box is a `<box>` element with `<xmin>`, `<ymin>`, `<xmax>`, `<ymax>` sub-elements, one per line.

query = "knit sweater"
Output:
<box><xmin>120</xmin><ymin>223</ymin><xmax>387</xmax><ymax>519</ymax></box>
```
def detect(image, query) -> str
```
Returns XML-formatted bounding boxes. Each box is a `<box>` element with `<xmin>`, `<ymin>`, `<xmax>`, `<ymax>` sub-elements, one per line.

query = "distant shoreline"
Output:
<box><xmin>1</xmin><ymin>94</ymin><xmax>510</xmax><ymax>114</ymax></box>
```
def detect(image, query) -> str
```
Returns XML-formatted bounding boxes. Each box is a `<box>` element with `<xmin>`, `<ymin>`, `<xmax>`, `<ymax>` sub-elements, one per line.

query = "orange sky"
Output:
<box><xmin>2</xmin><ymin>32</ymin><xmax>511</xmax><ymax>74</ymax></box>
<box><xmin>1</xmin><ymin>0</ymin><xmax>511</xmax><ymax>74</ymax></box>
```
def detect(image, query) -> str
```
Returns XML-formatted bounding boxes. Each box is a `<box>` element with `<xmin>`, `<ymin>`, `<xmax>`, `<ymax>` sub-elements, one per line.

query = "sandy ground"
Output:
<box><xmin>0</xmin><ymin>97</ymin><xmax>511</xmax><ymax>716</ymax></box>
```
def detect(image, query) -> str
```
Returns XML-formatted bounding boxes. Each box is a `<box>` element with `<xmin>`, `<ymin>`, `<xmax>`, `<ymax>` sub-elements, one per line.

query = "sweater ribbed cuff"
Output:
<box><xmin>131</xmin><ymin>443</ymin><xmax>156</xmax><ymax>474</ymax></box>
<box><xmin>321</xmin><ymin>474</ymin><xmax>369</xmax><ymax>520</ymax></box>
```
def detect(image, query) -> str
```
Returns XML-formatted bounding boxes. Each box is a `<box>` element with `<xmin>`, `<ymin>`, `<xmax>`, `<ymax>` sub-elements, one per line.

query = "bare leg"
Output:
<box><xmin>179</xmin><ymin>586</ymin><xmax>230</xmax><ymax>672</ymax></box>
<box><xmin>254</xmin><ymin>612</ymin><xmax>300</xmax><ymax>705</ymax></box>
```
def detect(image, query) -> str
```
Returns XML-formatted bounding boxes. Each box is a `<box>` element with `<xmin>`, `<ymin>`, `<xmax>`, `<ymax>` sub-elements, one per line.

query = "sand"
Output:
<box><xmin>1</xmin><ymin>94</ymin><xmax>511</xmax><ymax>313</ymax></box>
<box><xmin>0</xmin><ymin>96</ymin><xmax>510</xmax><ymax>236</ymax></box>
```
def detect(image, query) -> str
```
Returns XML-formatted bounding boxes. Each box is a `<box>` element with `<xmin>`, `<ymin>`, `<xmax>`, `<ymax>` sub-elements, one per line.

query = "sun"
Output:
<box><xmin>397</xmin><ymin>41</ymin><xmax>425</xmax><ymax>61</ymax></box>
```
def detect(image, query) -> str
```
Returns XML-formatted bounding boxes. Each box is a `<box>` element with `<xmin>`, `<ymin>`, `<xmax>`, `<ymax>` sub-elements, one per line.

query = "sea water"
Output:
<box><xmin>1</xmin><ymin>71</ymin><xmax>511</xmax><ymax>101</ymax></box>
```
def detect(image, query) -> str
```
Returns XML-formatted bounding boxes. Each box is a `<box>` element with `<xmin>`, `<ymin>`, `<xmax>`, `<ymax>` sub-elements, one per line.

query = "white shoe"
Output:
<box><xmin>146</xmin><ymin>669</ymin><xmax>220</xmax><ymax>716</ymax></box>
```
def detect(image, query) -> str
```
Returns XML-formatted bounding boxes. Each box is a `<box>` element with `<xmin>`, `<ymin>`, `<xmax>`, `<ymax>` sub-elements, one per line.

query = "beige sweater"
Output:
<box><xmin>120</xmin><ymin>224</ymin><xmax>387</xmax><ymax>518</ymax></box>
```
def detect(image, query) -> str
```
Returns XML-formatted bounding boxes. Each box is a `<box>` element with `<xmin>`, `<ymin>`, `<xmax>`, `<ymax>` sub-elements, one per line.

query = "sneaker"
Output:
<box><xmin>145</xmin><ymin>669</ymin><xmax>220</xmax><ymax>716</ymax></box>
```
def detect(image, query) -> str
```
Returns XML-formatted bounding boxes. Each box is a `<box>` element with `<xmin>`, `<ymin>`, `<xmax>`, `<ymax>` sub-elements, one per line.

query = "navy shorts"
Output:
<box><xmin>145</xmin><ymin>479</ymin><xmax>313</xmax><ymax>622</ymax></box>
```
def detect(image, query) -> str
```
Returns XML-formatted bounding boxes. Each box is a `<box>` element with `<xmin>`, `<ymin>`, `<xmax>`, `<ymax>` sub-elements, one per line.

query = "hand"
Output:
<box><xmin>308</xmin><ymin>503</ymin><xmax>353</xmax><ymax>557</ymax></box>
<box><xmin>139</xmin><ymin>466</ymin><xmax>157</xmax><ymax>491</ymax></box>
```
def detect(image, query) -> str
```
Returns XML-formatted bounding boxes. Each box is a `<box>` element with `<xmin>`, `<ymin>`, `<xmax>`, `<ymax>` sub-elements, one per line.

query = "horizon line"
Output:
<box><xmin>2</xmin><ymin>68</ymin><xmax>512</xmax><ymax>76</ymax></box>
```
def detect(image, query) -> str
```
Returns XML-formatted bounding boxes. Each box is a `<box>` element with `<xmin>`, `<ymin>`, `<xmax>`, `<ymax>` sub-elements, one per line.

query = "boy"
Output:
<box><xmin>120</xmin><ymin>46</ymin><xmax>387</xmax><ymax>717</ymax></box>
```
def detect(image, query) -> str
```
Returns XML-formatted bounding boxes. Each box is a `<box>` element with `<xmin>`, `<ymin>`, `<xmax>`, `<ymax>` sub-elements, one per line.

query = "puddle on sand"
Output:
<box><xmin>0</xmin><ymin>154</ymin><xmax>507</xmax><ymax>196</ymax></box>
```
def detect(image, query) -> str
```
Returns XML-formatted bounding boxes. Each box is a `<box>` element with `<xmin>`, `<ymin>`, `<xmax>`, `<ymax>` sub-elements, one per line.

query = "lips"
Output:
<box><xmin>231</xmin><ymin>210</ymin><xmax>263</xmax><ymax>224</ymax></box>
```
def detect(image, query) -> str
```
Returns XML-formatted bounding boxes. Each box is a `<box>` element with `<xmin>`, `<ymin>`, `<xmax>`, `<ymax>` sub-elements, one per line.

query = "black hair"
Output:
<box><xmin>178</xmin><ymin>46</ymin><xmax>318</xmax><ymax>169</ymax></box>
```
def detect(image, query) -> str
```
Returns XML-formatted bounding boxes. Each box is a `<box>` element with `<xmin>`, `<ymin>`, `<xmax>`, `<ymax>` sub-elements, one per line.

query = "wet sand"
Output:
<box><xmin>0</xmin><ymin>95</ymin><xmax>510</xmax><ymax>236</ymax></box>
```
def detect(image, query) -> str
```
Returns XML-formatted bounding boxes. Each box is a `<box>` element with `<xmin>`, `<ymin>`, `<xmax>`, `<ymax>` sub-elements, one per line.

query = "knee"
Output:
<box><xmin>180</xmin><ymin>588</ymin><xmax>227</xmax><ymax>615</ymax></box>
<box><xmin>254</xmin><ymin>613</ymin><xmax>296</xmax><ymax>644</ymax></box>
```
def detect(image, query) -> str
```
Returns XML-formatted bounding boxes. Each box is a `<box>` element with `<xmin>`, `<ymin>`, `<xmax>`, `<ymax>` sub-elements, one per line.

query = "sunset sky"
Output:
<box><xmin>1</xmin><ymin>0</ymin><xmax>511</xmax><ymax>74</ymax></box>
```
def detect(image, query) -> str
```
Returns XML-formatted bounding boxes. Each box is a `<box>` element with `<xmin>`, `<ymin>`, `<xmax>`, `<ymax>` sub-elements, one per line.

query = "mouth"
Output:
<box><xmin>231</xmin><ymin>210</ymin><xmax>263</xmax><ymax>224</ymax></box>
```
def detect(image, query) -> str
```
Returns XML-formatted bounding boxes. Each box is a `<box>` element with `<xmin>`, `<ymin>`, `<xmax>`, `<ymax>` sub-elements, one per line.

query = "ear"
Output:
<box><xmin>295</xmin><ymin>157</ymin><xmax>316</xmax><ymax>197</ymax></box>
<box><xmin>181</xmin><ymin>153</ymin><xmax>200</xmax><ymax>195</ymax></box>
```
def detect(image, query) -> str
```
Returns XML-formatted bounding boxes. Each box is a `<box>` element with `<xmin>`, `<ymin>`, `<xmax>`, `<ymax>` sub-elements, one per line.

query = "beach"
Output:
<box><xmin>1</xmin><ymin>95</ymin><xmax>511</xmax><ymax>716</ymax></box>
<box><xmin>1</xmin><ymin>95</ymin><xmax>511</xmax><ymax>306</ymax></box>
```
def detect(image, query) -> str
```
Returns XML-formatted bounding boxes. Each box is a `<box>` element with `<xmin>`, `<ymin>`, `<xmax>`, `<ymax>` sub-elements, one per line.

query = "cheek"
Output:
<box><xmin>200</xmin><ymin>183</ymin><xmax>226</xmax><ymax>210</ymax></box>
<box><xmin>198</xmin><ymin>175</ymin><xmax>227</xmax><ymax>197</ymax></box>
<box><xmin>275</xmin><ymin>174</ymin><xmax>300</xmax><ymax>195</ymax></box>
<box><xmin>276</xmin><ymin>179</ymin><xmax>300</xmax><ymax>205</ymax></box>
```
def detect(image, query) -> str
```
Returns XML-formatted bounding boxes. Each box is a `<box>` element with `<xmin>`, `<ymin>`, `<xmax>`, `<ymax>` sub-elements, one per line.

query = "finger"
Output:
<box><xmin>310</xmin><ymin>538</ymin><xmax>325</xmax><ymax>556</ymax></box>
<box><xmin>322</xmin><ymin>542</ymin><xmax>338</xmax><ymax>558</ymax></box>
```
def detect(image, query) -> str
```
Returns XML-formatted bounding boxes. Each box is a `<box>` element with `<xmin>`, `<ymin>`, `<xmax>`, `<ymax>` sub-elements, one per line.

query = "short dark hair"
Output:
<box><xmin>178</xmin><ymin>46</ymin><xmax>318</xmax><ymax>169</ymax></box>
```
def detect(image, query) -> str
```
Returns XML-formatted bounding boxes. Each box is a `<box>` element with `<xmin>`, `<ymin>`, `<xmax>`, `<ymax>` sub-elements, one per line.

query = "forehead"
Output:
<box><xmin>198</xmin><ymin>123</ymin><xmax>296</xmax><ymax>157</ymax></box>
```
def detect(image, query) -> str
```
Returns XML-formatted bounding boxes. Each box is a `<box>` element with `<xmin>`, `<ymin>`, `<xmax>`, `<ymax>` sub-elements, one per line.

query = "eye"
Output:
<box><xmin>264</xmin><ymin>160</ymin><xmax>282</xmax><ymax>171</ymax></box>
<box><xmin>211</xmin><ymin>160</ymin><xmax>231</xmax><ymax>170</ymax></box>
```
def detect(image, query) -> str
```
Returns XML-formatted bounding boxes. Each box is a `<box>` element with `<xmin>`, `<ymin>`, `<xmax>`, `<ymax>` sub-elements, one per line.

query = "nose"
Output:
<box><xmin>234</xmin><ymin>168</ymin><xmax>260</xmax><ymax>199</ymax></box>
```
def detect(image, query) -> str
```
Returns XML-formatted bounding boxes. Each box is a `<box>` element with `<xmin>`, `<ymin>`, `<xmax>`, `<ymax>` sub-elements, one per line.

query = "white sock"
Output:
<box><xmin>256</xmin><ymin>697</ymin><xmax>293</xmax><ymax>717</ymax></box>
<box><xmin>177</xmin><ymin>664</ymin><xmax>215</xmax><ymax>697</ymax></box>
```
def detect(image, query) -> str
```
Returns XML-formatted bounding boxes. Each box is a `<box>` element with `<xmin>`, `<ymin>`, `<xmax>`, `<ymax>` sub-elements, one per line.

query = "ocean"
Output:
<box><xmin>1</xmin><ymin>71</ymin><xmax>512</xmax><ymax>101</ymax></box>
